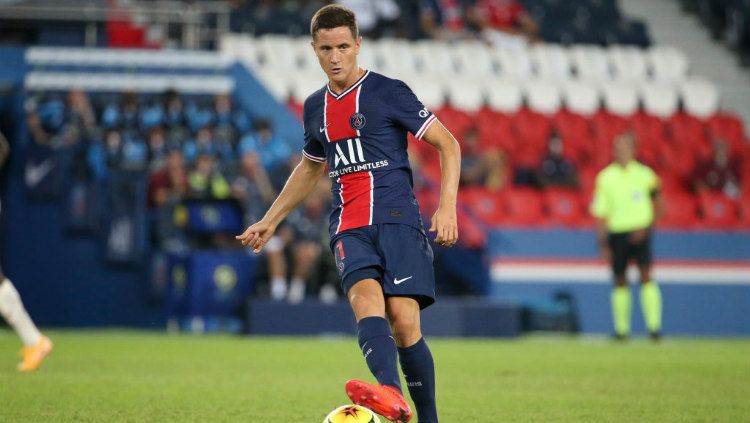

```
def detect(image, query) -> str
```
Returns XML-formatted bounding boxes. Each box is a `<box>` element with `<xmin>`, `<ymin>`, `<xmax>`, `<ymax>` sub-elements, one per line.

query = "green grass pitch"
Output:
<box><xmin>1</xmin><ymin>330</ymin><xmax>748</xmax><ymax>422</ymax></box>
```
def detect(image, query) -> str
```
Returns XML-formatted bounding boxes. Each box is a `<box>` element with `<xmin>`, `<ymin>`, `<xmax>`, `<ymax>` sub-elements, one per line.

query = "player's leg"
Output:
<box><xmin>286</xmin><ymin>240</ymin><xmax>321</xmax><ymax>304</ymax></box>
<box><xmin>387</xmin><ymin>297</ymin><xmax>437</xmax><ymax>423</ymax></box>
<box><xmin>635</xmin><ymin>231</ymin><xmax>662</xmax><ymax>339</ymax></box>
<box><xmin>336</xmin><ymin>229</ymin><xmax>412</xmax><ymax>422</ymax></box>
<box><xmin>609</xmin><ymin>233</ymin><xmax>632</xmax><ymax>339</ymax></box>
<box><xmin>0</xmin><ymin>270</ymin><xmax>53</xmax><ymax>371</ymax></box>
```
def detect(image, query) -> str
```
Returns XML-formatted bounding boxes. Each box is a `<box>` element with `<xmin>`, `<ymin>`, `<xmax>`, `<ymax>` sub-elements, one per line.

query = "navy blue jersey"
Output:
<box><xmin>302</xmin><ymin>70</ymin><xmax>438</xmax><ymax>237</ymax></box>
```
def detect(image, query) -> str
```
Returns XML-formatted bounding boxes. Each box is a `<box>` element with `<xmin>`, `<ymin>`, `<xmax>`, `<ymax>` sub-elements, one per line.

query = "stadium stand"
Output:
<box><xmin>1</xmin><ymin>0</ymin><xmax>748</xmax><ymax>335</ymax></box>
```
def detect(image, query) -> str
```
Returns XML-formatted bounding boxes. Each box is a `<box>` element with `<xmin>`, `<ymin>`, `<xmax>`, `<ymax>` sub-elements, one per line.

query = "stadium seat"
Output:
<box><xmin>290</xmin><ymin>73</ymin><xmax>326</xmax><ymax>105</ymax></box>
<box><xmin>435</xmin><ymin>105</ymin><xmax>473</xmax><ymax>138</ymax></box>
<box><xmin>602</xmin><ymin>82</ymin><xmax>638</xmax><ymax>117</ymax></box>
<box><xmin>659</xmin><ymin>191</ymin><xmax>699</xmax><ymax>229</ymax></box>
<box><xmin>375</xmin><ymin>38</ymin><xmax>418</xmax><ymax>76</ymax></box>
<box><xmin>706</xmin><ymin>112</ymin><xmax>746</xmax><ymax>152</ymax></box>
<box><xmin>530</xmin><ymin>44</ymin><xmax>573</xmax><ymax>80</ymax></box>
<box><xmin>607</xmin><ymin>46</ymin><xmax>648</xmax><ymax>82</ymax></box>
<box><xmin>570</xmin><ymin>45</ymin><xmax>611</xmax><ymax>82</ymax></box>
<box><xmin>453</xmin><ymin>41</ymin><xmax>497</xmax><ymax>77</ymax></box>
<box><xmin>668</xmin><ymin>111</ymin><xmax>707</xmax><ymax>149</ymax></box>
<box><xmin>414</xmin><ymin>40</ymin><xmax>458</xmax><ymax>77</ymax></box>
<box><xmin>562</xmin><ymin>80</ymin><xmax>600</xmax><ymax>116</ymax></box>
<box><xmin>485</xmin><ymin>78</ymin><xmax>523</xmax><ymax>113</ymax></box>
<box><xmin>502</xmin><ymin>188</ymin><xmax>548</xmax><ymax>226</ymax></box>
<box><xmin>460</xmin><ymin>186</ymin><xmax>505</xmax><ymax>226</ymax></box>
<box><xmin>446</xmin><ymin>78</ymin><xmax>485</xmax><ymax>113</ymax></box>
<box><xmin>493</xmin><ymin>47</ymin><xmax>533</xmax><ymax>79</ymax></box>
<box><xmin>408</xmin><ymin>76</ymin><xmax>445</xmax><ymax>110</ymax></box>
<box><xmin>680</xmin><ymin>77</ymin><xmax>720</xmax><ymax>118</ymax></box>
<box><xmin>738</xmin><ymin>196</ymin><xmax>750</xmax><ymax>230</ymax></box>
<box><xmin>639</xmin><ymin>82</ymin><xmax>679</xmax><ymax>119</ymax></box>
<box><xmin>544</xmin><ymin>188</ymin><xmax>587</xmax><ymax>227</ymax></box>
<box><xmin>647</xmin><ymin>45</ymin><xmax>689</xmax><ymax>82</ymax></box>
<box><xmin>525</xmin><ymin>80</ymin><xmax>562</xmax><ymax>115</ymax></box>
<box><xmin>698</xmin><ymin>192</ymin><xmax>739</xmax><ymax>229</ymax></box>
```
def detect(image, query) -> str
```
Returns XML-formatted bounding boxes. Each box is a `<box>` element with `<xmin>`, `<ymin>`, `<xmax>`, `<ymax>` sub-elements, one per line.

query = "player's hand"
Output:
<box><xmin>629</xmin><ymin>228</ymin><xmax>648</xmax><ymax>243</ymax></box>
<box><xmin>235</xmin><ymin>220</ymin><xmax>277</xmax><ymax>253</ymax></box>
<box><xmin>430</xmin><ymin>206</ymin><xmax>458</xmax><ymax>247</ymax></box>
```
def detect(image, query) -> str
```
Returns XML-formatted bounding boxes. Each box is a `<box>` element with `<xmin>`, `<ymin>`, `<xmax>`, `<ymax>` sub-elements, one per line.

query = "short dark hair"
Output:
<box><xmin>310</xmin><ymin>4</ymin><xmax>358</xmax><ymax>39</ymax></box>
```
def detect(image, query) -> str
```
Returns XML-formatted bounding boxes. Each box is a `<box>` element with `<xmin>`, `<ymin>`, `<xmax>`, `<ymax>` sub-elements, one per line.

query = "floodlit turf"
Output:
<box><xmin>1</xmin><ymin>331</ymin><xmax>748</xmax><ymax>422</ymax></box>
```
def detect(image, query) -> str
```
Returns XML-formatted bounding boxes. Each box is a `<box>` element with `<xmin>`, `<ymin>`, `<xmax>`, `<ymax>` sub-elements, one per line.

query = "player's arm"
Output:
<box><xmin>650</xmin><ymin>177</ymin><xmax>664</xmax><ymax>222</ymax></box>
<box><xmin>235</xmin><ymin>156</ymin><xmax>326</xmax><ymax>252</ymax></box>
<box><xmin>422</xmin><ymin>120</ymin><xmax>461</xmax><ymax>247</ymax></box>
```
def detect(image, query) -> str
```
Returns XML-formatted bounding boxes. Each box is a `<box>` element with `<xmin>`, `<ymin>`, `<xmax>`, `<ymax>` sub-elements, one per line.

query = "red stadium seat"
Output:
<box><xmin>502</xmin><ymin>188</ymin><xmax>547</xmax><ymax>226</ymax></box>
<box><xmin>668</xmin><ymin>112</ymin><xmax>706</xmax><ymax>146</ymax></box>
<box><xmin>459</xmin><ymin>187</ymin><xmax>505</xmax><ymax>226</ymax></box>
<box><xmin>435</xmin><ymin>106</ymin><xmax>473</xmax><ymax>138</ymax></box>
<box><xmin>544</xmin><ymin>188</ymin><xmax>586</xmax><ymax>227</ymax></box>
<box><xmin>658</xmin><ymin>192</ymin><xmax>699</xmax><ymax>229</ymax></box>
<box><xmin>707</xmin><ymin>112</ymin><xmax>746</xmax><ymax>152</ymax></box>
<box><xmin>697</xmin><ymin>192</ymin><xmax>739</xmax><ymax>229</ymax></box>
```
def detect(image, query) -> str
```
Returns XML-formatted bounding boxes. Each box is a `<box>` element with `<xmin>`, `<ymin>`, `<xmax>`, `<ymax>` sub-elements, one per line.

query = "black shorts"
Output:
<box><xmin>608</xmin><ymin>229</ymin><xmax>652</xmax><ymax>277</ymax></box>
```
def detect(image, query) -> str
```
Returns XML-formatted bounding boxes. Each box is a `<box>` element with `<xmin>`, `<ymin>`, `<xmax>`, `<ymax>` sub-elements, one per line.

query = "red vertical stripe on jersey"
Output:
<box><xmin>337</xmin><ymin>171</ymin><xmax>373</xmax><ymax>233</ymax></box>
<box><xmin>325</xmin><ymin>87</ymin><xmax>360</xmax><ymax>142</ymax></box>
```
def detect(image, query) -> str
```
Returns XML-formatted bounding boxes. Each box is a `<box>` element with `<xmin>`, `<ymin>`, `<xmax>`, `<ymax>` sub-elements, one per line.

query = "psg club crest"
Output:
<box><xmin>350</xmin><ymin>112</ymin><xmax>366</xmax><ymax>130</ymax></box>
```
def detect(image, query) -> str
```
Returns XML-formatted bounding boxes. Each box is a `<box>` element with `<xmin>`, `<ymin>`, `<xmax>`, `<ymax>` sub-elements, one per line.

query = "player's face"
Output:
<box><xmin>614</xmin><ymin>137</ymin><xmax>635</xmax><ymax>163</ymax></box>
<box><xmin>312</xmin><ymin>26</ymin><xmax>361</xmax><ymax>90</ymax></box>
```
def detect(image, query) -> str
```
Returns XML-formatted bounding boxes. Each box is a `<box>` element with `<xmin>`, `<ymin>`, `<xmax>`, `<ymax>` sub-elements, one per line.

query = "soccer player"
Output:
<box><xmin>590</xmin><ymin>133</ymin><xmax>663</xmax><ymax>340</ymax></box>
<box><xmin>236</xmin><ymin>5</ymin><xmax>460</xmax><ymax>422</ymax></box>
<box><xmin>0</xmin><ymin>131</ymin><xmax>53</xmax><ymax>371</ymax></box>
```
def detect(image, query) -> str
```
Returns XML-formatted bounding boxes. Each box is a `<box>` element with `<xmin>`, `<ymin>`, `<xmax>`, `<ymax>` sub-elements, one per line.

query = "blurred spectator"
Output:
<box><xmin>188</xmin><ymin>153</ymin><xmax>231</xmax><ymax>200</ymax></box>
<box><xmin>468</xmin><ymin>0</ymin><xmax>538</xmax><ymax>48</ymax></box>
<box><xmin>183</xmin><ymin>126</ymin><xmax>233</xmax><ymax>165</ymax></box>
<box><xmin>26</xmin><ymin>89</ymin><xmax>96</xmax><ymax>148</ymax></box>
<box><xmin>247</xmin><ymin>0</ymin><xmax>296</xmax><ymax>35</ymax></box>
<box><xmin>336</xmin><ymin>0</ymin><xmax>402</xmax><ymax>38</ymax></box>
<box><xmin>162</xmin><ymin>89</ymin><xmax>191</xmax><ymax>145</ymax></box>
<box><xmin>88</xmin><ymin>129</ymin><xmax>124</xmax><ymax>178</ymax></box>
<box><xmin>537</xmin><ymin>132</ymin><xmax>579</xmax><ymax>188</ymax></box>
<box><xmin>232</xmin><ymin>152</ymin><xmax>277</xmax><ymax>224</ymax></box>
<box><xmin>692</xmin><ymin>139</ymin><xmax>741</xmax><ymax>199</ymax></box>
<box><xmin>147</xmin><ymin>126</ymin><xmax>170</xmax><ymax>170</ymax></box>
<box><xmin>121</xmin><ymin>132</ymin><xmax>149</xmax><ymax>171</ymax></box>
<box><xmin>418</xmin><ymin>0</ymin><xmax>472</xmax><ymax>40</ymax></box>
<box><xmin>148</xmin><ymin>149</ymin><xmax>188</xmax><ymax>208</ymax></box>
<box><xmin>460</xmin><ymin>126</ymin><xmax>510</xmax><ymax>192</ymax></box>
<box><xmin>239</xmin><ymin>118</ymin><xmax>291</xmax><ymax>172</ymax></box>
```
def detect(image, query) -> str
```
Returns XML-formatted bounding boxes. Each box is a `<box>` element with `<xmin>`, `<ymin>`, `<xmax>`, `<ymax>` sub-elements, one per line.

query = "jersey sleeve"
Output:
<box><xmin>301</xmin><ymin>109</ymin><xmax>326</xmax><ymax>164</ymax></box>
<box><xmin>388</xmin><ymin>80</ymin><xmax>438</xmax><ymax>140</ymax></box>
<box><xmin>589</xmin><ymin>172</ymin><xmax>609</xmax><ymax>218</ymax></box>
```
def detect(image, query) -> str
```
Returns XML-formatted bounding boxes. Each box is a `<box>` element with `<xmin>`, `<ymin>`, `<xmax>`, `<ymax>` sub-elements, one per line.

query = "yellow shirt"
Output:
<box><xmin>590</xmin><ymin>161</ymin><xmax>658</xmax><ymax>233</ymax></box>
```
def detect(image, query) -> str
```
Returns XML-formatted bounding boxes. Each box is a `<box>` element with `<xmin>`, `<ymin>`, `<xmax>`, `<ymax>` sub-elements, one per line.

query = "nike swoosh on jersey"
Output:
<box><xmin>25</xmin><ymin>159</ymin><xmax>54</xmax><ymax>188</ymax></box>
<box><xmin>319</xmin><ymin>124</ymin><xmax>331</xmax><ymax>133</ymax></box>
<box><xmin>393</xmin><ymin>276</ymin><xmax>413</xmax><ymax>285</ymax></box>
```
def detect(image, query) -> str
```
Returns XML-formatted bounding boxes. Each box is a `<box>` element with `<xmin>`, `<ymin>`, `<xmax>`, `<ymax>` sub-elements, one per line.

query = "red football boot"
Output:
<box><xmin>345</xmin><ymin>379</ymin><xmax>413</xmax><ymax>422</ymax></box>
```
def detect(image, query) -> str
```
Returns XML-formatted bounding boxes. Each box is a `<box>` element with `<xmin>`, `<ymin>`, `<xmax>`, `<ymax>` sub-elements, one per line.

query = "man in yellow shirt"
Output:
<box><xmin>591</xmin><ymin>133</ymin><xmax>663</xmax><ymax>340</ymax></box>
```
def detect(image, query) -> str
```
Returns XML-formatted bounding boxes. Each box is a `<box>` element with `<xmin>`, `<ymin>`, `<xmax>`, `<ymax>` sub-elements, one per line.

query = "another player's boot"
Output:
<box><xmin>345</xmin><ymin>379</ymin><xmax>412</xmax><ymax>422</ymax></box>
<box><xmin>18</xmin><ymin>335</ymin><xmax>53</xmax><ymax>372</ymax></box>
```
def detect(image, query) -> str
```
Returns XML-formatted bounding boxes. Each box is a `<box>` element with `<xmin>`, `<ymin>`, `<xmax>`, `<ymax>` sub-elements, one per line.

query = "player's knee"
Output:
<box><xmin>349</xmin><ymin>291</ymin><xmax>383</xmax><ymax>318</ymax></box>
<box><xmin>389</xmin><ymin>312</ymin><xmax>420</xmax><ymax>346</ymax></box>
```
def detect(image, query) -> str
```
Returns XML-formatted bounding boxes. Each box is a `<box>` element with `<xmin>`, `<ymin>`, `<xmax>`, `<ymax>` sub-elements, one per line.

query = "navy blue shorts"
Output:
<box><xmin>330</xmin><ymin>223</ymin><xmax>436</xmax><ymax>309</ymax></box>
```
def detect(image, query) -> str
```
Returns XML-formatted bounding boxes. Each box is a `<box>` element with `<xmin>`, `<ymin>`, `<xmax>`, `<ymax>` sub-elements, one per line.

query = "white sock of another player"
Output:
<box><xmin>0</xmin><ymin>278</ymin><xmax>42</xmax><ymax>346</ymax></box>
<box><xmin>270</xmin><ymin>277</ymin><xmax>287</xmax><ymax>301</ymax></box>
<box><xmin>287</xmin><ymin>278</ymin><xmax>306</xmax><ymax>304</ymax></box>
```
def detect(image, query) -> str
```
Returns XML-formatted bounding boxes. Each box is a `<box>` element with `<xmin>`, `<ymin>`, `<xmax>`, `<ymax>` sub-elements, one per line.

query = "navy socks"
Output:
<box><xmin>357</xmin><ymin>316</ymin><xmax>401</xmax><ymax>391</ymax></box>
<box><xmin>398</xmin><ymin>337</ymin><xmax>437</xmax><ymax>423</ymax></box>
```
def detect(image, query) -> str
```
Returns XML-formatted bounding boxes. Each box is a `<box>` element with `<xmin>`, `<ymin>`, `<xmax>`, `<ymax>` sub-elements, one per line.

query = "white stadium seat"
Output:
<box><xmin>647</xmin><ymin>45</ymin><xmax>689</xmax><ymax>82</ymax></box>
<box><xmin>607</xmin><ymin>46</ymin><xmax>649</xmax><ymax>82</ymax></box>
<box><xmin>530</xmin><ymin>44</ymin><xmax>572</xmax><ymax>80</ymax></box>
<box><xmin>562</xmin><ymin>81</ymin><xmax>600</xmax><ymax>116</ymax></box>
<box><xmin>570</xmin><ymin>45</ymin><xmax>611</xmax><ymax>82</ymax></box>
<box><xmin>680</xmin><ymin>77</ymin><xmax>719</xmax><ymax>118</ymax></box>
<box><xmin>485</xmin><ymin>78</ymin><xmax>523</xmax><ymax>113</ymax></box>
<box><xmin>525</xmin><ymin>80</ymin><xmax>562</xmax><ymax>115</ymax></box>
<box><xmin>408</xmin><ymin>76</ymin><xmax>446</xmax><ymax>110</ymax></box>
<box><xmin>291</xmin><ymin>72</ymin><xmax>327</xmax><ymax>105</ymax></box>
<box><xmin>602</xmin><ymin>82</ymin><xmax>639</xmax><ymax>116</ymax></box>
<box><xmin>254</xmin><ymin>69</ymin><xmax>292</xmax><ymax>102</ymax></box>
<box><xmin>375</xmin><ymin>38</ymin><xmax>419</xmax><ymax>75</ymax></box>
<box><xmin>414</xmin><ymin>40</ymin><xmax>458</xmax><ymax>77</ymax></box>
<box><xmin>452</xmin><ymin>41</ymin><xmax>496</xmax><ymax>77</ymax></box>
<box><xmin>493</xmin><ymin>47</ymin><xmax>533</xmax><ymax>79</ymax></box>
<box><xmin>446</xmin><ymin>77</ymin><xmax>484</xmax><ymax>112</ymax></box>
<box><xmin>639</xmin><ymin>82</ymin><xmax>679</xmax><ymax>118</ymax></box>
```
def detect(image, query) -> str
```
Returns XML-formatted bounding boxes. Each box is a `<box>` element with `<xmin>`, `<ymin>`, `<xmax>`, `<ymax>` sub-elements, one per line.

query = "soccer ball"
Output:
<box><xmin>323</xmin><ymin>404</ymin><xmax>381</xmax><ymax>423</ymax></box>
